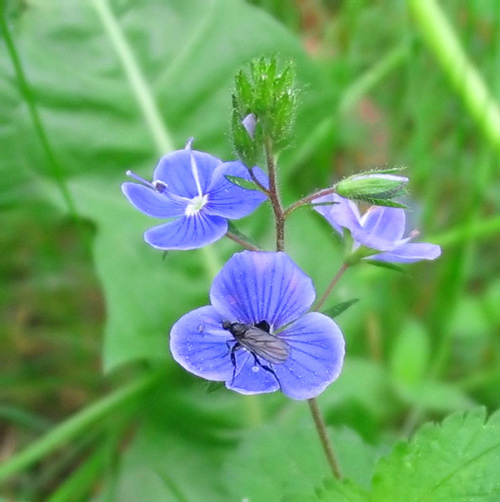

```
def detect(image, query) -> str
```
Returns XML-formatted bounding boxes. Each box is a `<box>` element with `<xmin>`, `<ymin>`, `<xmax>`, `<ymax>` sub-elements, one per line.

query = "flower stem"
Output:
<box><xmin>226</xmin><ymin>231</ymin><xmax>261</xmax><ymax>251</ymax></box>
<box><xmin>307</xmin><ymin>398</ymin><xmax>342</xmax><ymax>479</ymax></box>
<box><xmin>313</xmin><ymin>262</ymin><xmax>350</xmax><ymax>312</ymax></box>
<box><xmin>264</xmin><ymin>138</ymin><xmax>285</xmax><ymax>251</ymax></box>
<box><xmin>263</xmin><ymin>134</ymin><xmax>341</xmax><ymax>480</ymax></box>
<box><xmin>284</xmin><ymin>187</ymin><xmax>338</xmax><ymax>218</ymax></box>
<box><xmin>92</xmin><ymin>0</ymin><xmax>174</xmax><ymax>154</ymax></box>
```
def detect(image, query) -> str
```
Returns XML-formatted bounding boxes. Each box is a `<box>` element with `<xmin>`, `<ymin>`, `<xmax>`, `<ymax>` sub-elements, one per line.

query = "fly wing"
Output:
<box><xmin>239</xmin><ymin>327</ymin><xmax>291</xmax><ymax>364</ymax></box>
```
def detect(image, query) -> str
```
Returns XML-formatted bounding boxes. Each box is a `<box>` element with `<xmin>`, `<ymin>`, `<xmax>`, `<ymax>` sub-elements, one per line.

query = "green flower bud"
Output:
<box><xmin>231</xmin><ymin>56</ymin><xmax>298</xmax><ymax>165</ymax></box>
<box><xmin>335</xmin><ymin>172</ymin><xmax>409</xmax><ymax>208</ymax></box>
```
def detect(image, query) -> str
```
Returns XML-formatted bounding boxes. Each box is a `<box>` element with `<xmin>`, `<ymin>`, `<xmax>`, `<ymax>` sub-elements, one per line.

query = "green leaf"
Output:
<box><xmin>227</xmin><ymin>220</ymin><xmax>263</xmax><ymax>250</ymax></box>
<box><xmin>350</xmin><ymin>197</ymin><xmax>409</xmax><ymax>209</ymax></box>
<box><xmin>372</xmin><ymin>408</ymin><xmax>500</xmax><ymax>501</ymax></box>
<box><xmin>222</xmin><ymin>414</ymin><xmax>378</xmax><ymax>502</ymax></box>
<box><xmin>105</xmin><ymin>385</ymin><xmax>243</xmax><ymax>502</ymax></box>
<box><xmin>312</xmin><ymin>477</ymin><xmax>371</xmax><ymax>501</ymax></box>
<box><xmin>222</xmin><ymin>416</ymin><xmax>331</xmax><ymax>502</ymax></box>
<box><xmin>390</xmin><ymin>320</ymin><xmax>430</xmax><ymax>388</ymax></box>
<box><xmin>224</xmin><ymin>174</ymin><xmax>261</xmax><ymax>191</ymax></box>
<box><xmin>363</xmin><ymin>260</ymin><xmax>406</xmax><ymax>273</ymax></box>
<box><xmin>322</xmin><ymin>299</ymin><xmax>359</xmax><ymax>319</ymax></box>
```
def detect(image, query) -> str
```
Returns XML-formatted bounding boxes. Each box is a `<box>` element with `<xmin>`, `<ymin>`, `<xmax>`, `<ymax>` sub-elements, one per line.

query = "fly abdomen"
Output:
<box><xmin>222</xmin><ymin>320</ymin><xmax>290</xmax><ymax>364</ymax></box>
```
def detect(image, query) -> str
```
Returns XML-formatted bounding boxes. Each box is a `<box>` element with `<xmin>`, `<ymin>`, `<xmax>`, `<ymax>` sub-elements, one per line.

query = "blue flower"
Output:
<box><xmin>170</xmin><ymin>251</ymin><xmax>345</xmax><ymax>400</ymax></box>
<box><xmin>122</xmin><ymin>141</ymin><xmax>268</xmax><ymax>250</ymax></box>
<box><xmin>314</xmin><ymin>194</ymin><xmax>441</xmax><ymax>263</ymax></box>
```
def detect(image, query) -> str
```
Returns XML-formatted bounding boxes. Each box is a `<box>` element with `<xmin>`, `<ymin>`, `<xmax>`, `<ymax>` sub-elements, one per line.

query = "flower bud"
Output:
<box><xmin>231</xmin><ymin>57</ymin><xmax>298</xmax><ymax>165</ymax></box>
<box><xmin>335</xmin><ymin>172</ymin><xmax>408</xmax><ymax>207</ymax></box>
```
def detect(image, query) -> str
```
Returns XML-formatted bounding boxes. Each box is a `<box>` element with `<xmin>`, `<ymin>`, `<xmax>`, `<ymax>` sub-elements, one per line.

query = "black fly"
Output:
<box><xmin>222</xmin><ymin>320</ymin><xmax>291</xmax><ymax>387</ymax></box>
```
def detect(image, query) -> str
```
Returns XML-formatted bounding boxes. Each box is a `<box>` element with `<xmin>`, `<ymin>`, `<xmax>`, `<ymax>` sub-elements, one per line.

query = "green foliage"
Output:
<box><xmin>2</xmin><ymin>0</ymin><xmax>500</xmax><ymax>500</ymax></box>
<box><xmin>224</xmin><ymin>174</ymin><xmax>261</xmax><ymax>191</ymax></box>
<box><xmin>289</xmin><ymin>408</ymin><xmax>500</xmax><ymax>501</ymax></box>
<box><xmin>232</xmin><ymin>56</ymin><xmax>298</xmax><ymax>165</ymax></box>
<box><xmin>322</xmin><ymin>299</ymin><xmax>360</xmax><ymax>319</ymax></box>
<box><xmin>372</xmin><ymin>408</ymin><xmax>500</xmax><ymax>500</ymax></box>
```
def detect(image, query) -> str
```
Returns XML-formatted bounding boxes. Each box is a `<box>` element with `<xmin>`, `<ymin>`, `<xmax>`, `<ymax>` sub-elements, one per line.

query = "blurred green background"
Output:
<box><xmin>1</xmin><ymin>0</ymin><xmax>500</xmax><ymax>500</ymax></box>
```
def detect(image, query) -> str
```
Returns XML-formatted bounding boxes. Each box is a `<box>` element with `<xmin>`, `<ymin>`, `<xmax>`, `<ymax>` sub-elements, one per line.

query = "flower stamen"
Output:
<box><xmin>185</xmin><ymin>194</ymin><xmax>208</xmax><ymax>216</ymax></box>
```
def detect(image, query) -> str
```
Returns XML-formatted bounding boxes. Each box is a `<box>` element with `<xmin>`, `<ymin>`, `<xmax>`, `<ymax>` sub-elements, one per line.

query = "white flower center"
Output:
<box><xmin>185</xmin><ymin>194</ymin><xmax>208</xmax><ymax>216</ymax></box>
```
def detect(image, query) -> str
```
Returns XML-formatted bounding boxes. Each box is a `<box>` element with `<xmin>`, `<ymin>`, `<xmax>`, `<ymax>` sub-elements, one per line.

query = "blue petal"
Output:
<box><xmin>361</xmin><ymin>206</ymin><xmax>406</xmax><ymax>243</ymax></box>
<box><xmin>153</xmin><ymin>149</ymin><xmax>221</xmax><ymax>198</ymax></box>
<box><xmin>144</xmin><ymin>212</ymin><xmax>228</xmax><ymax>250</ymax></box>
<box><xmin>210</xmin><ymin>251</ymin><xmax>315</xmax><ymax>329</ymax></box>
<box><xmin>370</xmin><ymin>242</ymin><xmax>442</xmax><ymax>263</ymax></box>
<box><xmin>275</xmin><ymin>313</ymin><xmax>345</xmax><ymax>400</ymax></box>
<box><xmin>314</xmin><ymin>194</ymin><xmax>362</xmax><ymax>236</ymax></box>
<box><xmin>170</xmin><ymin>306</ymin><xmax>234</xmax><ymax>381</ymax></box>
<box><xmin>226</xmin><ymin>349</ymin><xmax>280</xmax><ymax>395</ymax></box>
<box><xmin>122</xmin><ymin>182</ymin><xmax>186</xmax><ymax>218</ymax></box>
<box><xmin>205</xmin><ymin>162</ymin><xmax>268</xmax><ymax>219</ymax></box>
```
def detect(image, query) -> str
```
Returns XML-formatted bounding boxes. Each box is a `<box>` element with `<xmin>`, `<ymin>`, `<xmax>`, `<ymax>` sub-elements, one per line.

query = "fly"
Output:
<box><xmin>222</xmin><ymin>320</ymin><xmax>290</xmax><ymax>387</ymax></box>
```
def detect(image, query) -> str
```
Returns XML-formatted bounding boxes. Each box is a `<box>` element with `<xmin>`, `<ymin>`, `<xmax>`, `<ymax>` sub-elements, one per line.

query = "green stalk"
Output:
<box><xmin>407</xmin><ymin>0</ymin><xmax>500</xmax><ymax>153</ymax></box>
<box><xmin>92</xmin><ymin>0</ymin><xmax>222</xmax><ymax>279</ymax></box>
<box><xmin>91</xmin><ymin>0</ymin><xmax>174</xmax><ymax>155</ymax></box>
<box><xmin>0</xmin><ymin>4</ymin><xmax>77</xmax><ymax>217</ymax></box>
<box><xmin>0</xmin><ymin>370</ymin><xmax>164</xmax><ymax>483</ymax></box>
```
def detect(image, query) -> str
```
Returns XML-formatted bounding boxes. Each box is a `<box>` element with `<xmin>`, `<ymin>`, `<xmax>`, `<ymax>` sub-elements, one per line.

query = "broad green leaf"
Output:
<box><xmin>222</xmin><ymin>416</ymin><xmax>331</xmax><ymax>502</ymax></box>
<box><xmin>222</xmin><ymin>413</ymin><xmax>379</xmax><ymax>502</ymax></box>
<box><xmin>371</xmin><ymin>408</ymin><xmax>500</xmax><ymax>501</ymax></box>
<box><xmin>390</xmin><ymin>320</ymin><xmax>430</xmax><ymax>387</ymax></box>
<box><xmin>104</xmin><ymin>385</ymin><xmax>244</xmax><ymax>502</ymax></box>
<box><xmin>395</xmin><ymin>378</ymin><xmax>476</xmax><ymax>414</ymax></box>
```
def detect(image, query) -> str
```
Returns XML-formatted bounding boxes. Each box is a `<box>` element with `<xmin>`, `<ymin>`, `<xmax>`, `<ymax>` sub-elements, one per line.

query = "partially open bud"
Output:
<box><xmin>242</xmin><ymin>113</ymin><xmax>257</xmax><ymax>139</ymax></box>
<box><xmin>231</xmin><ymin>57</ymin><xmax>298</xmax><ymax>166</ymax></box>
<box><xmin>335</xmin><ymin>172</ymin><xmax>408</xmax><ymax>208</ymax></box>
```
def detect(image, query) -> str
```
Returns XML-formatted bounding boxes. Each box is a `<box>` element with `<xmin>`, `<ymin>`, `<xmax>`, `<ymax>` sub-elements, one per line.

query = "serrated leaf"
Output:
<box><xmin>322</xmin><ymin>299</ymin><xmax>359</xmax><ymax>319</ymax></box>
<box><xmin>283</xmin><ymin>478</ymin><xmax>370</xmax><ymax>502</ymax></box>
<box><xmin>224</xmin><ymin>174</ymin><xmax>261</xmax><ymax>191</ymax></box>
<box><xmin>371</xmin><ymin>408</ymin><xmax>500</xmax><ymax>501</ymax></box>
<box><xmin>315</xmin><ymin>478</ymin><xmax>371</xmax><ymax>501</ymax></box>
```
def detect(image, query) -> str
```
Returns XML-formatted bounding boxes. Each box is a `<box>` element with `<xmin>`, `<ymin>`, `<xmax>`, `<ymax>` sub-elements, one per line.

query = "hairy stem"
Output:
<box><xmin>264</xmin><ymin>138</ymin><xmax>285</xmax><ymax>251</ymax></box>
<box><xmin>308</xmin><ymin>398</ymin><xmax>343</xmax><ymax>479</ymax></box>
<box><xmin>226</xmin><ymin>231</ymin><xmax>261</xmax><ymax>251</ymax></box>
<box><xmin>284</xmin><ymin>187</ymin><xmax>338</xmax><ymax>218</ymax></box>
<box><xmin>314</xmin><ymin>262</ymin><xmax>350</xmax><ymax>312</ymax></box>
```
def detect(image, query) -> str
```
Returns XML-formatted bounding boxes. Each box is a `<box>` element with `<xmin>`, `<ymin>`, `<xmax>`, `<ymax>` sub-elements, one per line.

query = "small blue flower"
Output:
<box><xmin>314</xmin><ymin>194</ymin><xmax>441</xmax><ymax>263</ymax></box>
<box><xmin>122</xmin><ymin>141</ymin><xmax>268</xmax><ymax>250</ymax></box>
<box><xmin>170</xmin><ymin>251</ymin><xmax>345</xmax><ymax>400</ymax></box>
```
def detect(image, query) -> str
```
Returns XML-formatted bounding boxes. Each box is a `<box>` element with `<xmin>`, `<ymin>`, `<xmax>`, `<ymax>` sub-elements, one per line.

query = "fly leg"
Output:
<box><xmin>228</xmin><ymin>342</ymin><xmax>242</xmax><ymax>385</ymax></box>
<box><xmin>251</xmin><ymin>354</ymin><xmax>282</xmax><ymax>390</ymax></box>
